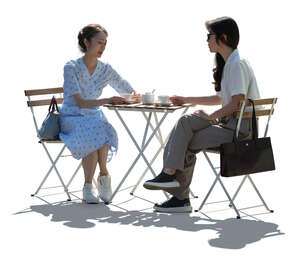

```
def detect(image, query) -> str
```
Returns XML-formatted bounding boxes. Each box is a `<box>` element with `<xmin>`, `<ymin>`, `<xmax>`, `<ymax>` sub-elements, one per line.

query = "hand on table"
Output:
<box><xmin>169</xmin><ymin>95</ymin><xmax>186</xmax><ymax>105</ymax></box>
<box><xmin>108</xmin><ymin>96</ymin><xmax>126</xmax><ymax>105</ymax></box>
<box><xmin>131</xmin><ymin>91</ymin><xmax>142</xmax><ymax>103</ymax></box>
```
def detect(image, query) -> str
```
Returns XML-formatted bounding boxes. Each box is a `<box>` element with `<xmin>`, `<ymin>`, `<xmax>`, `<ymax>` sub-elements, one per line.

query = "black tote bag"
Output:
<box><xmin>220</xmin><ymin>99</ymin><xmax>275</xmax><ymax>177</ymax></box>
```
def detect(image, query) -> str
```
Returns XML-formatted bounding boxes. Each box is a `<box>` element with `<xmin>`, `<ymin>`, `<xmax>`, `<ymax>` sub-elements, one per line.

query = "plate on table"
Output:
<box><xmin>141</xmin><ymin>101</ymin><xmax>155</xmax><ymax>105</ymax></box>
<box><xmin>125</xmin><ymin>100</ymin><xmax>137</xmax><ymax>104</ymax></box>
<box><xmin>155</xmin><ymin>102</ymin><xmax>172</xmax><ymax>107</ymax></box>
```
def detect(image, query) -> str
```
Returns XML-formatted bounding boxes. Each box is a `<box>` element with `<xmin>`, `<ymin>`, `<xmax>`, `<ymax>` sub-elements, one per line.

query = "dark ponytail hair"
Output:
<box><xmin>206</xmin><ymin>17</ymin><xmax>239</xmax><ymax>92</ymax></box>
<box><xmin>78</xmin><ymin>24</ymin><xmax>108</xmax><ymax>53</ymax></box>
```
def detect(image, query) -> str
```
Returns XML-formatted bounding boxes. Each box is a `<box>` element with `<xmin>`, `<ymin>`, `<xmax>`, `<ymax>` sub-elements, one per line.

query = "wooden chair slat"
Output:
<box><xmin>24</xmin><ymin>87</ymin><xmax>63</xmax><ymax>96</ymax></box>
<box><xmin>240</xmin><ymin>98</ymin><xmax>277</xmax><ymax>107</ymax></box>
<box><xmin>27</xmin><ymin>98</ymin><xmax>64</xmax><ymax>107</ymax></box>
<box><xmin>235</xmin><ymin>109</ymin><xmax>274</xmax><ymax>119</ymax></box>
<box><xmin>40</xmin><ymin>139</ymin><xmax>62</xmax><ymax>143</ymax></box>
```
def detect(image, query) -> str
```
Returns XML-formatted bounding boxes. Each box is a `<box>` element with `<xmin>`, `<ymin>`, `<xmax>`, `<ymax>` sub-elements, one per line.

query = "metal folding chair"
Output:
<box><xmin>196</xmin><ymin>98</ymin><xmax>278</xmax><ymax>219</ymax></box>
<box><xmin>25</xmin><ymin>87</ymin><xmax>96</xmax><ymax>201</ymax></box>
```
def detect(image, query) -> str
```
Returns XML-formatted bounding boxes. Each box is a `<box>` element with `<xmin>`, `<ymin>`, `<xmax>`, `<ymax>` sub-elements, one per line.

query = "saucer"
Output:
<box><xmin>125</xmin><ymin>100</ymin><xmax>136</xmax><ymax>104</ymax></box>
<box><xmin>155</xmin><ymin>102</ymin><xmax>172</xmax><ymax>106</ymax></box>
<box><xmin>142</xmin><ymin>102</ymin><xmax>154</xmax><ymax>105</ymax></box>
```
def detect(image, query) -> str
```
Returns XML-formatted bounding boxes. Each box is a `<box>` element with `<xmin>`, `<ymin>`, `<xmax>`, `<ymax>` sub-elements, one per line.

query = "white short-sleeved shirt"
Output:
<box><xmin>216</xmin><ymin>49</ymin><xmax>260</xmax><ymax>108</ymax></box>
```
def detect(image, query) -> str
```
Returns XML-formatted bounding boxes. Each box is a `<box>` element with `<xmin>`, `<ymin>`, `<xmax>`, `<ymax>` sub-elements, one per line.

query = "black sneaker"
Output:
<box><xmin>154</xmin><ymin>196</ymin><xmax>192</xmax><ymax>213</ymax></box>
<box><xmin>143</xmin><ymin>172</ymin><xmax>180</xmax><ymax>190</ymax></box>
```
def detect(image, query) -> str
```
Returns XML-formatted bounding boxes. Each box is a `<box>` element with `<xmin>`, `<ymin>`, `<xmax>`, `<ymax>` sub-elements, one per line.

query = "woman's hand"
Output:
<box><xmin>131</xmin><ymin>91</ymin><xmax>142</xmax><ymax>103</ymax></box>
<box><xmin>193</xmin><ymin>109</ymin><xmax>218</xmax><ymax>125</ymax></box>
<box><xmin>108</xmin><ymin>96</ymin><xmax>126</xmax><ymax>105</ymax></box>
<box><xmin>169</xmin><ymin>95</ymin><xmax>186</xmax><ymax>105</ymax></box>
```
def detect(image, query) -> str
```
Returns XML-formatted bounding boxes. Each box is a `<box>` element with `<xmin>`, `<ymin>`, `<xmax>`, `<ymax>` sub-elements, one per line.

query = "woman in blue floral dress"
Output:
<box><xmin>59</xmin><ymin>24</ymin><xmax>141</xmax><ymax>204</ymax></box>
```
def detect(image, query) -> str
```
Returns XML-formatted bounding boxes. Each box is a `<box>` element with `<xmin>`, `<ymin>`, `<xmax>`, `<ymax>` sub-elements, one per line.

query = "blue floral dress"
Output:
<box><xmin>59</xmin><ymin>58</ymin><xmax>134</xmax><ymax>161</ymax></box>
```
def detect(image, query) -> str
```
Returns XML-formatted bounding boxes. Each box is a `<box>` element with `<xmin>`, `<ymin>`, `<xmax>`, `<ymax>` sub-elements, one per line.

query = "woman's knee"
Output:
<box><xmin>178</xmin><ymin>114</ymin><xmax>193</xmax><ymax>126</ymax></box>
<box><xmin>98</xmin><ymin>143</ymin><xmax>109</xmax><ymax>152</ymax></box>
<box><xmin>83</xmin><ymin>150</ymin><xmax>98</xmax><ymax>161</ymax></box>
<box><xmin>179</xmin><ymin>114</ymin><xmax>188</xmax><ymax>123</ymax></box>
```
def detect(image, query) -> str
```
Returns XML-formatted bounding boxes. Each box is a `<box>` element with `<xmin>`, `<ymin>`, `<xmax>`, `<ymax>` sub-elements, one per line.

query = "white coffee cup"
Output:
<box><xmin>121</xmin><ymin>94</ymin><xmax>134</xmax><ymax>103</ymax></box>
<box><xmin>157</xmin><ymin>95</ymin><xmax>170</xmax><ymax>105</ymax></box>
<box><xmin>142</xmin><ymin>93</ymin><xmax>155</xmax><ymax>104</ymax></box>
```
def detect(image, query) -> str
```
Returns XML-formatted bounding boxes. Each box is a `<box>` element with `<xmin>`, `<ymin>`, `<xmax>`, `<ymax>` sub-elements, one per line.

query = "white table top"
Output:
<box><xmin>103</xmin><ymin>103</ymin><xmax>194</xmax><ymax>112</ymax></box>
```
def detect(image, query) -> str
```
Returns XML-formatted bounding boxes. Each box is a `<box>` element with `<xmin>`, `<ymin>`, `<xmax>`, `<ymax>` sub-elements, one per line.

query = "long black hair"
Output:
<box><xmin>206</xmin><ymin>17</ymin><xmax>239</xmax><ymax>92</ymax></box>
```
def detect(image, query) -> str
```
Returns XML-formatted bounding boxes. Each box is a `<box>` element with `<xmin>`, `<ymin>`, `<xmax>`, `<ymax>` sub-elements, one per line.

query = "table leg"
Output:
<box><xmin>108</xmin><ymin>109</ymin><xmax>168</xmax><ymax>203</ymax></box>
<box><xmin>130</xmin><ymin>111</ymin><xmax>173</xmax><ymax>197</ymax></box>
<box><xmin>131</xmin><ymin>107</ymin><xmax>198</xmax><ymax>198</ymax></box>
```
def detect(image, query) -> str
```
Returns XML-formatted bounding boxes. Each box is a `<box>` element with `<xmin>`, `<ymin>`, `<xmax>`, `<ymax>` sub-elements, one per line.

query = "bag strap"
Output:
<box><xmin>48</xmin><ymin>96</ymin><xmax>59</xmax><ymax>113</ymax></box>
<box><xmin>248</xmin><ymin>99</ymin><xmax>258</xmax><ymax>140</ymax></box>
<box><xmin>232</xmin><ymin>98</ymin><xmax>258</xmax><ymax>142</ymax></box>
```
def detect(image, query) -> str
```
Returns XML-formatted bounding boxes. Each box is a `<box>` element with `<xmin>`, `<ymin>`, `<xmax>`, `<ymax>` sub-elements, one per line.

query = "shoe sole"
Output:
<box><xmin>153</xmin><ymin>205</ymin><xmax>192</xmax><ymax>213</ymax></box>
<box><xmin>98</xmin><ymin>195</ymin><xmax>112</xmax><ymax>204</ymax></box>
<box><xmin>143</xmin><ymin>181</ymin><xmax>180</xmax><ymax>190</ymax></box>
<box><xmin>82</xmin><ymin>199</ymin><xmax>99</xmax><ymax>204</ymax></box>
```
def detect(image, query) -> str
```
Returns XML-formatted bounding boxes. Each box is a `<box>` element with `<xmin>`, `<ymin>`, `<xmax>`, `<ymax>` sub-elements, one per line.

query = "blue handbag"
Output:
<box><xmin>38</xmin><ymin>96</ymin><xmax>60</xmax><ymax>140</ymax></box>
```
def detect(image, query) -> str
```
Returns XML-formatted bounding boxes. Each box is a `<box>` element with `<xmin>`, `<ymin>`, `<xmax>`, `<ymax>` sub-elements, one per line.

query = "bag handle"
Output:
<box><xmin>248</xmin><ymin>99</ymin><xmax>258</xmax><ymax>140</ymax></box>
<box><xmin>233</xmin><ymin>99</ymin><xmax>258</xmax><ymax>142</ymax></box>
<box><xmin>48</xmin><ymin>96</ymin><xmax>59</xmax><ymax>113</ymax></box>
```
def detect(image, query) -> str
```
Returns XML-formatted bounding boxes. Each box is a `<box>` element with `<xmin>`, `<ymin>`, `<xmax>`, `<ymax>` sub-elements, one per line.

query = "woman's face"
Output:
<box><xmin>207</xmin><ymin>30</ymin><xmax>218</xmax><ymax>53</ymax></box>
<box><xmin>84</xmin><ymin>31</ymin><xmax>107</xmax><ymax>58</ymax></box>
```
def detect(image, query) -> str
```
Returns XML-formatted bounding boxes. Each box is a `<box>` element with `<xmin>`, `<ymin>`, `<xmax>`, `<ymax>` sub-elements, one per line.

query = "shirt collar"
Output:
<box><xmin>226</xmin><ymin>49</ymin><xmax>240</xmax><ymax>64</ymax></box>
<box><xmin>78</xmin><ymin>57</ymin><xmax>100</xmax><ymax>78</ymax></box>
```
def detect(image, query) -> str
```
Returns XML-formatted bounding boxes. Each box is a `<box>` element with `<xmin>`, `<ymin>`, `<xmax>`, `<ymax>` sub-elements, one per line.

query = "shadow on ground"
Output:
<box><xmin>14</xmin><ymin>199</ymin><xmax>284</xmax><ymax>249</ymax></box>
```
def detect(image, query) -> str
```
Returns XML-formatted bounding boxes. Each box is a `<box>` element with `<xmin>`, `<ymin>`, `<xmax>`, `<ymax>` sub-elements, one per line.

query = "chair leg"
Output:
<box><xmin>247</xmin><ymin>175</ymin><xmax>273</xmax><ymax>212</ymax></box>
<box><xmin>197</xmin><ymin>151</ymin><xmax>241</xmax><ymax>219</ymax></box>
<box><xmin>32</xmin><ymin>144</ymin><xmax>72</xmax><ymax>201</ymax></box>
<box><xmin>32</xmin><ymin>144</ymin><xmax>66</xmax><ymax>196</ymax></box>
<box><xmin>66</xmin><ymin>162</ymin><xmax>82</xmax><ymax>188</ymax></box>
<box><xmin>229</xmin><ymin>175</ymin><xmax>273</xmax><ymax>213</ymax></box>
<box><xmin>229</xmin><ymin>175</ymin><xmax>247</xmax><ymax>207</ymax></box>
<box><xmin>196</xmin><ymin>173</ymin><xmax>219</xmax><ymax>211</ymax></box>
<box><xmin>42</xmin><ymin>143</ymin><xmax>72</xmax><ymax>201</ymax></box>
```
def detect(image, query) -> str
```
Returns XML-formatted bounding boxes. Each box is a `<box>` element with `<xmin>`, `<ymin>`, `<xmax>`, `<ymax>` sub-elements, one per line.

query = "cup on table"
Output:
<box><xmin>157</xmin><ymin>95</ymin><xmax>170</xmax><ymax>105</ymax></box>
<box><xmin>142</xmin><ymin>92</ymin><xmax>155</xmax><ymax>104</ymax></box>
<box><xmin>121</xmin><ymin>94</ymin><xmax>135</xmax><ymax>103</ymax></box>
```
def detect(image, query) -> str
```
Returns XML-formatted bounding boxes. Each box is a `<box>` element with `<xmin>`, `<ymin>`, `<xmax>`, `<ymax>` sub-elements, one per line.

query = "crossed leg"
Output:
<box><xmin>82</xmin><ymin>143</ymin><xmax>110</xmax><ymax>184</ymax></box>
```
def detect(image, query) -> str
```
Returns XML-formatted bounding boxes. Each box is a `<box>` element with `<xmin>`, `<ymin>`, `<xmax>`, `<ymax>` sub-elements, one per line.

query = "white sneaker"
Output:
<box><xmin>82</xmin><ymin>183</ymin><xmax>99</xmax><ymax>204</ymax></box>
<box><xmin>97</xmin><ymin>175</ymin><xmax>112</xmax><ymax>203</ymax></box>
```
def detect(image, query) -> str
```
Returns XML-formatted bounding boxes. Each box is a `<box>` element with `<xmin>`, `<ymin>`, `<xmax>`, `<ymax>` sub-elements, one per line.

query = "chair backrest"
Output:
<box><xmin>24</xmin><ymin>87</ymin><xmax>64</xmax><ymax>136</ymax></box>
<box><xmin>235</xmin><ymin>98</ymin><xmax>278</xmax><ymax>138</ymax></box>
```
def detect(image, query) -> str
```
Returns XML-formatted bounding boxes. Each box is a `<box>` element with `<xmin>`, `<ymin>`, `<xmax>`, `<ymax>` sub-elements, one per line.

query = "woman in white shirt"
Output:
<box><xmin>143</xmin><ymin>17</ymin><xmax>261</xmax><ymax>213</ymax></box>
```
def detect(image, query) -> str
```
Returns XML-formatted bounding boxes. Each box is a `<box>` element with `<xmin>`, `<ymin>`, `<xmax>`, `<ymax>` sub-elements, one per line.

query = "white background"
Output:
<box><xmin>1</xmin><ymin>0</ymin><xmax>299</xmax><ymax>254</ymax></box>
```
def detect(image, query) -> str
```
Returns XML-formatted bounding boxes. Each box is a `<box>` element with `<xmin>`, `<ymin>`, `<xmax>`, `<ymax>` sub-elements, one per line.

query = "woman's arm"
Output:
<box><xmin>170</xmin><ymin>95</ymin><xmax>222</xmax><ymax>106</ymax></box>
<box><xmin>73</xmin><ymin>93</ymin><xmax>125</xmax><ymax>108</ymax></box>
<box><xmin>185</xmin><ymin>95</ymin><xmax>222</xmax><ymax>105</ymax></box>
<box><xmin>195</xmin><ymin>94</ymin><xmax>245</xmax><ymax>121</ymax></box>
<box><xmin>105</xmin><ymin>64</ymin><xmax>134</xmax><ymax>94</ymax></box>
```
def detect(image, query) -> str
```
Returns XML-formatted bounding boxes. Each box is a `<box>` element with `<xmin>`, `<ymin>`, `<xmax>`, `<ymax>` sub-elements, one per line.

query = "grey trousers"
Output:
<box><xmin>163</xmin><ymin>114</ymin><xmax>251</xmax><ymax>200</ymax></box>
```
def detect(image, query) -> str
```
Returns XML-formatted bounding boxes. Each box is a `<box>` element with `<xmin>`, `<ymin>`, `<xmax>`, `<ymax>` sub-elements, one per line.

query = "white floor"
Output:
<box><xmin>4</xmin><ymin>141</ymin><xmax>296</xmax><ymax>254</ymax></box>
